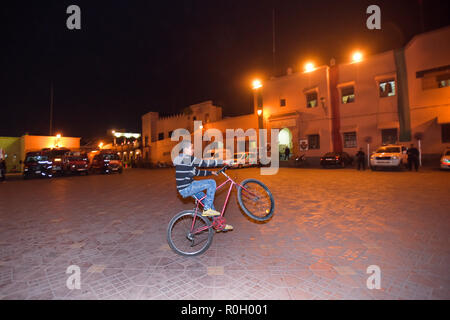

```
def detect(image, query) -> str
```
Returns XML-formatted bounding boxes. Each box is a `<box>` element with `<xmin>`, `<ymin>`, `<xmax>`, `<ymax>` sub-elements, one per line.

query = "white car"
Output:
<box><xmin>203</xmin><ymin>149</ymin><xmax>232</xmax><ymax>163</ymax></box>
<box><xmin>440</xmin><ymin>148</ymin><xmax>450</xmax><ymax>170</ymax></box>
<box><xmin>370</xmin><ymin>145</ymin><xmax>408</xmax><ymax>171</ymax></box>
<box><xmin>233</xmin><ymin>152</ymin><xmax>258</xmax><ymax>168</ymax></box>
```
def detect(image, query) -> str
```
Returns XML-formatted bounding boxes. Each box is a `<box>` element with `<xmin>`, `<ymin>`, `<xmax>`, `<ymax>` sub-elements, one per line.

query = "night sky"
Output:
<box><xmin>2</xmin><ymin>0</ymin><xmax>449</xmax><ymax>141</ymax></box>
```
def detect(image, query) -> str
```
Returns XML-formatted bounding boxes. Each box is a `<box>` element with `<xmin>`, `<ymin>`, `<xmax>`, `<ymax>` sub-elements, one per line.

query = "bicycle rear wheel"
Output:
<box><xmin>237</xmin><ymin>179</ymin><xmax>274</xmax><ymax>221</ymax></box>
<box><xmin>167</xmin><ymin>210</ymin><xmax>214</xmax><ymax>256</ymax></box>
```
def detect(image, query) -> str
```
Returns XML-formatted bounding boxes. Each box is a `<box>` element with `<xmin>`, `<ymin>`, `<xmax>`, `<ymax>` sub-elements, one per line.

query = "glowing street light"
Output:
<box><xmin>98</xmin><ymin>142</ymin><xmax>104</xmax><ymax>149</ymax></box>
<box><xmin>54</xmin><ymin>133</ymin><xmax>62</xmax><ymax>148</ymax></box>
<box><xmin>352</xmin><ymin>51</ymin><xmax>363</xmax><ymax>63</ymax></box>
<box><xmin>252</xmin><ymin>79</ymin><xmax>264</xmax><ymax>128</ymax></box>
<box><xmin>252</xmin><ymin>79</ymin><xmax>263</xmax><ymax>90</ymax></box>
<box><xmin>304</xmin><ymin>62</ymin><xmax>315</xmax><ymax>73</ymax></box>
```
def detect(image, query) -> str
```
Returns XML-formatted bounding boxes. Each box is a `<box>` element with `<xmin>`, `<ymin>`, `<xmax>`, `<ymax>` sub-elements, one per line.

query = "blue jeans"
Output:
<box><xmin>179</xmin><ymin>179</ymin><xmax>217</xmax><ymax>211</ymax></box>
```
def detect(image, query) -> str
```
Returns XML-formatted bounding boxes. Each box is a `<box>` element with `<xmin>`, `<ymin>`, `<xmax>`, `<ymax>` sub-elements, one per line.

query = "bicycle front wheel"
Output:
<box><xmin>167</xmin><ymin>210</ymin><xmax>214</xmax><ymax>256</ymax></box>
<box><xmin>237</xmin><ymin>179</ymin><xmax>274</xmax><ymax>221</ymax></box>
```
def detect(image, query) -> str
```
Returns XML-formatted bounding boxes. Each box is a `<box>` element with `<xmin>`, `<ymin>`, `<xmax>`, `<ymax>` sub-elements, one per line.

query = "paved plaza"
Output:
<box><xmin>0</xmin><ymin>167</ymin><xmax>449</xmax><ymax>300</ymax></box>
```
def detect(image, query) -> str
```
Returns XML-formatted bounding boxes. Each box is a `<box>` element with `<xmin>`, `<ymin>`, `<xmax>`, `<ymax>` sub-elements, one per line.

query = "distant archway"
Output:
<box><xmin>278</xmin><ymin>128</ymin><xmax>293</xmax><ymax>159</ymax></box>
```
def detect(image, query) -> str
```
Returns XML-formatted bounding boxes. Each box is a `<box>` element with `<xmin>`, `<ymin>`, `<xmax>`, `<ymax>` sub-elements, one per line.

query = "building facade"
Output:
<box><xmin>0</xmin><ymin>134</ymin><xmax>81</xmax><ymax>172</ymax></box>
<box><xmin>261</xmin><ymin>26</ymin><xmax>450</xmax><ymax>164</ymax></box>
<box><xmin>142</xmin><ymin>27</ymin><xmax>450</xmax><ymax>165</ymax></box>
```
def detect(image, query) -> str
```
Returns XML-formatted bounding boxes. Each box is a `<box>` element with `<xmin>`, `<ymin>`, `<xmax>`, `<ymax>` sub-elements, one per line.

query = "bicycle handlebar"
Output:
<box><xmin>217</xmin><ymin>164</ymin><xmax>230</xmax><ymax>175</ymax></box>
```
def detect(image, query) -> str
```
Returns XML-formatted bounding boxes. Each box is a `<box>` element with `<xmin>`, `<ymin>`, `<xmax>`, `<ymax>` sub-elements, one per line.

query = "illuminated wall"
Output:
<box><xmin>22</xmin><ymin>135</ymin><xmax>81</xmax><ymax>153</ymax></box>
<box><xmin>405</xmin><ymin>26</ymin><xmax>450</xmax><ymax>156</ymax></box>
<box><xmin>0</xmin><ymin>137</ymin><xmax>21</xmax><ymax>172</ymax></box>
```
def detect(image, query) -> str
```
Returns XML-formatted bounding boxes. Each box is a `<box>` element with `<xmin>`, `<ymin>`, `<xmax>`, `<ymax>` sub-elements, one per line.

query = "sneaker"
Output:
<box><xmin>217</xmin><ymin>224</ymin><xmax>234</xmax><ymax>232</ymax></box>
<box><xmin>202</xmin><ymin>208</ymin><xmax>221</xmax><ymax>217</ymax></box>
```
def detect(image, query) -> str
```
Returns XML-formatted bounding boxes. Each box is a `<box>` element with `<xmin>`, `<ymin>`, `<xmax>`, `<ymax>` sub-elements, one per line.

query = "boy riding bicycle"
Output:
<box><xmin>173</xmin><ymin>141</ymin><xmax>234</xmax><ymax>231</ymax></box>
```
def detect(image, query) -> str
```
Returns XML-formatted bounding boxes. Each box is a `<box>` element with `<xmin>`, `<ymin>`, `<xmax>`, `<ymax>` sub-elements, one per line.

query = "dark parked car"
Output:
<box><xmin>23</xmin><ymin>151</ymin><xmax>53</xmax><ymax>179</ymax></box>
<box><xmin>320</xmin><ymin>152</ymin><xmax>354</xmax><ymax>168</ymax></box>
<box><xmin>45</xmin><ymin>148</ymin><xmax>71</xmax><ymax>175</ymax></box>
<box><xmin>90</xmin><ymin>152</ymin><xmax>123</xmax><ymax>174</ymax></box>
<box><xmin>63</xmin><ymin>151</ymin><xmax>89</xmax><ymax>175</ymax></box>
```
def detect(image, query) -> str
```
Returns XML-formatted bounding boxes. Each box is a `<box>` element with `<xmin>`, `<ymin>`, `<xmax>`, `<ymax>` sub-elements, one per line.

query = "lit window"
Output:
<box><xmin>306</xmin><ymin>92</ymin><xmax>318</xmax><ymax>108</ymax></box>
<box><xmin>419</xmin><ymin>67</ymin><xmax>450</xmax><ymax>90</ymax></box>
<box><xmin>437</xmin><ymin>74</ymin><xmax>450</xmax><ymax>88</ymax></box>
<box><xmin>341</xmin><ymin>86</ymin><xmax>355</xmax><ymax>104</ymax></box>
<box><xmin>379</xmin><ymin>79</ymin><xmax>396</xmax><ymax>97</ymax></box>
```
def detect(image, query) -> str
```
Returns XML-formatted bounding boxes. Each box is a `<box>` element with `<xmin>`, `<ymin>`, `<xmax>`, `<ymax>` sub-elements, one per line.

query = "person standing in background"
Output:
<box><xmin>356</xmin><ymin>147</ymin><xmax>366</xmax><ymax>171</ymax></box>
<box><xmin>407</xmin><ymin>144</ymin><xmax>420</xmax><ymax>171</ymax></box>
<box><xmin>284</xmin><ymin>146</ymin><xmax>290</xmax><ymax>161</ymax></box>
<box><xmin>0</xmin><ymin>157</ymin><xmax>6</xmax><ymax>182</ymax></box>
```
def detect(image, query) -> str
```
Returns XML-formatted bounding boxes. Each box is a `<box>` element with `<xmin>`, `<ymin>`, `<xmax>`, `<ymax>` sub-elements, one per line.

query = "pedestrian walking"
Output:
<box><xmin>356</xmin><ymin>147</ymin><xmax>365</xmax><ymax>170</ymax></box>
<box><xmin>0</xmin><ymin>158</ymin><xmax>6</xmax><ymax>182</ymax></box>
<box><xmin>284</xmin><ymin>146</ymin><xmax>290</xmax><ymax>160</ymax></box>
<box><xmin>407</xmin><ymin>143</ymin><xmax>420</xmax><ymax>171</ymax></box>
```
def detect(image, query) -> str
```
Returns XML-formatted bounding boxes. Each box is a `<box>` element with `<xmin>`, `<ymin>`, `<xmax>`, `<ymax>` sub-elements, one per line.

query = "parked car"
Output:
<box><xmin>45</xmin><ymin>148</ymin><xmax>71</xmax><ymax>175</ymax></box>
<box><xmin>23</xmin><ymin>151</ymin><xmax>53</xmax><ymax>179</ymax></box>
<box><xmin>90</xmin><ymin>152</ymin><xmax>123</xmax><ymax>174</ymax></box>
<box><xmin>232</xmin><ymin>152</ymin><xmax>258</xmax><ymax>168</ymax></box>
<box><xmin>63</xmin><ymin>151</ymin><xmax>89</xmax><ymax>175</ymax></box>
<box><xmin>440</xmin><ymin>148</ymin><xmax>450</xmax><ymax>170</ymax></box>
<box><xmin>320</xmin><ymin>152</ymin><xmax>353</xmax><ymax>168</ymax></box>
<box><xmin>369</xmin><ymin>145</ymin><xmax>407</xmax><ymax>171</ymax></box>
<box><xmin>203</xmin><ymin>149</ymin><xmax>232</xmax><ymax>163</ymax></box>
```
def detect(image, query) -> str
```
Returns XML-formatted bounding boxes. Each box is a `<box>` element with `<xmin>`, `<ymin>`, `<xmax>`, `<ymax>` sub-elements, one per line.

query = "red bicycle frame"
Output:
<box><xmin>189</xmin><ymin>170</ymin><xmax>256</xmax><ymax>234</ymax></box>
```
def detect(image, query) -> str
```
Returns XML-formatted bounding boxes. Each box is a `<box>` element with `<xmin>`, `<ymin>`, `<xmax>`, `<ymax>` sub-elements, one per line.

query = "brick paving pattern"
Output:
<box><xmin>0</xmin><ymin>168</ymin><xmax>449</xmax><ymax>300</ymax></box>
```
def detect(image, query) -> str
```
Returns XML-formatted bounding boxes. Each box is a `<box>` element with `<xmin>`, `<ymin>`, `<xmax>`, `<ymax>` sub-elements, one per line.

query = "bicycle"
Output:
<box><xmin>167</xmin><ymin>165</ymin><xmax>275</xmax><ymax>256</ymax></box>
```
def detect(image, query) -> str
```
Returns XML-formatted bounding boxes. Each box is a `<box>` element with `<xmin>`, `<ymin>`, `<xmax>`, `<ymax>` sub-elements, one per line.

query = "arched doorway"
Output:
<box><xmin>278</xmin><ymin>128</ymin><xmax>293</xmax><ymax>160</ymax></box>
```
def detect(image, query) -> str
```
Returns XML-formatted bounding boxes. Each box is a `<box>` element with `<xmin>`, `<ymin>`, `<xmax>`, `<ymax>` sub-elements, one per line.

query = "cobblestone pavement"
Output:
<box><xmin>0</xmin><ymin>167</ymin><xmax>449</xmax><ymax>300</ymax></box>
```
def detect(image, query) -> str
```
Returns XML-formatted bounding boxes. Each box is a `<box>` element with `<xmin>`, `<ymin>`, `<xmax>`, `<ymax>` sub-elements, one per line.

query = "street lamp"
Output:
<box><xmin>252</xmin><ymin>79</ymin><xmax>264</xmax><ymax>130</ymax></box>
<box><xmin>352</xmin><ymin>51</ymin><xmax>363</xmax><ymax>63</ymax></box>
<box><xmin>304</xmin><ymin>62</ymin><xmax>315</xmax><ymax>73</ymax></box>
<box><xmin>112</xmin><ymin>130</ymin><xmax>117</xmax><ymax>146</ymax></box>
<box><xmin>55</xmin><ymin>133</ymin><xmax>62</xmax><ymax>148</ymax></box>
<box><xmin>98</xmin><ymin>142</ymin><xmax>104</xmax><ymax>149</ymax></box>
<box><xmin>252</xmin><ymin>79</ymin><xmax>263</xmax><ymax>90</ymax></box>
